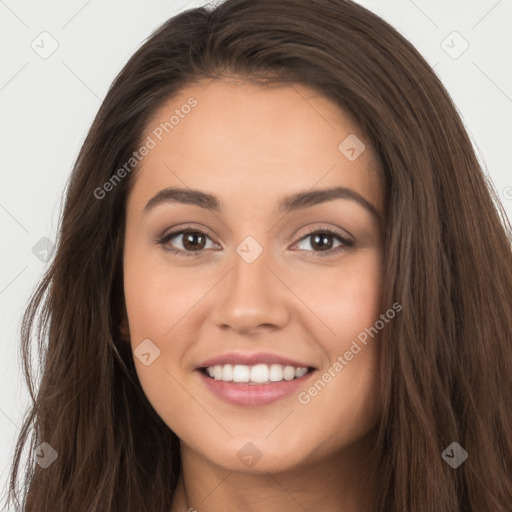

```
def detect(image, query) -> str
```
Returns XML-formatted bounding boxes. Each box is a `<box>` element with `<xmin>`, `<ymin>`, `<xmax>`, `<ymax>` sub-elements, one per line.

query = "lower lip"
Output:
<box><xmin>197</xmin><ymin>370</ymin><xmax>315</xmax><ymax>406</ymax></box>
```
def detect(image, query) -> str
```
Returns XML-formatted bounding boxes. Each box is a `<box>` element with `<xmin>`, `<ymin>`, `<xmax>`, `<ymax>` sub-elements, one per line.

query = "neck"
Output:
<box><xmin>170</xmin><ymin>429</ymin><xmax>379</xmax><ymax>512</ymax></box>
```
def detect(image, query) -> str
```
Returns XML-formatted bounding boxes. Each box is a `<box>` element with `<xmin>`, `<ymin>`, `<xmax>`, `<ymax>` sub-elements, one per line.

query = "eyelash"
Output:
<box><xmin>156</xmin><ymin>224</ymin><xmax>354</xmax><ymax>258</ymax></box>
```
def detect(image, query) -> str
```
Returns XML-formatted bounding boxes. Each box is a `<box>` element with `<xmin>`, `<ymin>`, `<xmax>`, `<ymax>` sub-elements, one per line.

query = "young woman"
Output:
<box><xmin>6</xmin><ymin>0</ymin><xmax>512</xmax><ymax>511</ymax></box>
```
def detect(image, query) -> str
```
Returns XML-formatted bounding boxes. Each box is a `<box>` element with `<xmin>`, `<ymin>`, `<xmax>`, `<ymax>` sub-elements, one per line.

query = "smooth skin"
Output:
<box><xmin>122</xmin><ymin>78</ymin><xmax>385</xmax><ymax>512</ymax></box>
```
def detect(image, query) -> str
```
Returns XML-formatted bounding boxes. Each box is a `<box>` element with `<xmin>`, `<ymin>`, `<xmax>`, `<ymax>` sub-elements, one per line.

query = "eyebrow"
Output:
<box><xmin>143</xmin><ymin>186</ymin><xmax>382</xmax><ymax>221</ymax></box>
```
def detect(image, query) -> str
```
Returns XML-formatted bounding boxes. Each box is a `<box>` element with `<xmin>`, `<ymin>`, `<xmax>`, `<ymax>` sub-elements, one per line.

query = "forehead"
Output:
<box><xmin>128</xmin><ymin>79</ymin><xmax>383</xmax><ymax>217</ymax></box>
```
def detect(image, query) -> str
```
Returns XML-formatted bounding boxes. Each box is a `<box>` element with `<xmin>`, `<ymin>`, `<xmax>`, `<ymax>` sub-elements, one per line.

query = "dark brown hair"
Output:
<box><xmin>4</xmin><ymin>0</ymin><xmax>512</xmax><ymax>510</ymax></box>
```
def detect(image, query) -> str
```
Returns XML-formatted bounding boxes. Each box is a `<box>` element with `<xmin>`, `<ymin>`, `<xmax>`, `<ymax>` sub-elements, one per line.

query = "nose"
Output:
<box><xmin>210</xmin><ymin>248</ymin><xmax>291</xmax><ymax>335</ymax></box>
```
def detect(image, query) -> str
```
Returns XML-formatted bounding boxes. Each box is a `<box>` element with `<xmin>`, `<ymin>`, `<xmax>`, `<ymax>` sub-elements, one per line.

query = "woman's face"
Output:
<box><xmin>123</xmin><ymin>79</ymin><xmax>385</xmax><ymax>473</ymax></box>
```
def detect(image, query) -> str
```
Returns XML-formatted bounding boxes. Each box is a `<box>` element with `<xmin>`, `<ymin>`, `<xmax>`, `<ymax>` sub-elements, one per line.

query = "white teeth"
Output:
<box><xmin>213</xmin><ymin>365</ymin><xmax>223</xmax><ymax>380</ymax></box>
<box><xmin>283</xmin><ymin>366</ymin><xmax>296</xmax><ymax>381</ymax></box>
<box><xmin>295</xmin><ymin>367</ymin><xmax>308</xmax><ymax>378</ymax></box>
<box><xmin>269</xmin><ymin>364</ymin><xmax>283</xmax><ymax>382</ymax></box>
<box><xmin>204</xmin><ymin>363</ymin><xmax>310</xmax><ymax>384</ymax></box>
<box><xmin>222</xmin><ymin>364</ymin><xmax>233</xmax><ymax>381</ymax></box>
<box><xmin>233</xmin><ymin>365</ymin><xmax>250</xmax><ymax>382</ymax></box>
<box><xmin>250</xmin><ymin>364</ymin><xmax>269</xmax><ymax>383</ymax></box>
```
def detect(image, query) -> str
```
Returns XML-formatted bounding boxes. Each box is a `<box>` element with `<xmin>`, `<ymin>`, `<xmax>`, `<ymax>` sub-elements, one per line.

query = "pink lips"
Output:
<box><xmin>198</xmin><ymin>370</ymin><xmax>314</xmax><ymax>406</ymax></box>
<box><xmin>195</xmin><ymin>351</ymin><xmax>316</xmax><ymax>406</ymax></box>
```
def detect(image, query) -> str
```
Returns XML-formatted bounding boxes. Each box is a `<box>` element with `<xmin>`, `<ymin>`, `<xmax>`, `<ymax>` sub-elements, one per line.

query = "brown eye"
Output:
<box><xmin>158</xmin><ymin>228</ymin><xmax>217</xmax><ymax>257</ymax></box>
<box><xmin>294</xmin><ymin>227</ymin><xmax>354</xmax><ymax>256</ymax></box>
<box><xmin>180</xmin><ymin>231</ymin><xmax>208</xmax><ymax>251</ymax></box>
<box><xmin>308</xmin><ymin>232</ymin><xmax>335</xmax><ymax>251</ymax></box>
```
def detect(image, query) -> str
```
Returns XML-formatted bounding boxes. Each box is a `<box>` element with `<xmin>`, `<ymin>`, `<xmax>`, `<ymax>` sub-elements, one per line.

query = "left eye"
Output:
<box><xmin>157</xmin><ymin>227</ymin><xmax>353</xmax><ymax>257</ymax></box>
<box><xmin>295</xmin><ymin>229</ymin><xmax>349</xmax><ymax>253</ymax></box>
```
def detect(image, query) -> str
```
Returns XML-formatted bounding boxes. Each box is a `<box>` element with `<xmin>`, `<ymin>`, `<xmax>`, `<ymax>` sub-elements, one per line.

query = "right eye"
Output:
<box><xmin>158</xmin><ymin>228</ymin><xmax>219</xmax><ymax>257</ymax></box>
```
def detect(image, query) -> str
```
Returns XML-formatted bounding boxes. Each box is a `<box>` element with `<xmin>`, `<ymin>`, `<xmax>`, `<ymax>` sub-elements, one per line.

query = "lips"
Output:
<box><xmin>194</xmin><ymin>351</ymin><xmax>317</xmax><ymax>406</ymax></box>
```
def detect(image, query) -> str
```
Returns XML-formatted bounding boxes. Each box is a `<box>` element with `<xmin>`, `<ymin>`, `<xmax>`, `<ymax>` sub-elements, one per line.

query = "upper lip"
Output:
<box><xmin>196</xmin><ymin>352</ymin><xmax>315</xmax><ymax>370</ymax></box>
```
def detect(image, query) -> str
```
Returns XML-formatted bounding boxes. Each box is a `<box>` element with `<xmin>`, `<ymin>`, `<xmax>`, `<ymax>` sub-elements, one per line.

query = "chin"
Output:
<box><xmin>191</xmin><ymin>434</ymin><xmax>320</xmax><ymax>474</ymax></box>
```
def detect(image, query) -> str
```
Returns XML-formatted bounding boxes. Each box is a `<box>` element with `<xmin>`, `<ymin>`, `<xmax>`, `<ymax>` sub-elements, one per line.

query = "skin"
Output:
<box><xmin>122</xmin><ymin>78</ymin><xmax>385</xmax><ymax>512</ymax></box>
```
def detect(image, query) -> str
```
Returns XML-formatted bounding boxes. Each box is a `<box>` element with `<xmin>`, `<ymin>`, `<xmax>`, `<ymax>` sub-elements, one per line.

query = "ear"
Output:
<box><xmin>118</xmin><ymin>307</ymin><xmax>131</xmax><ymax>342</ymax></box>
<box><xmin>112</xmin><ymin>267</ymin><xmax>130</xmax><ymax>342</ymax></box>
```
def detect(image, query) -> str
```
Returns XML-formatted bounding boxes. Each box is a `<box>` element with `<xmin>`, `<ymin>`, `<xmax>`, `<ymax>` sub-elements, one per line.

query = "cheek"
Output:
<box><xmin>328</xmin><ymin>262</ymin><xmax>381</xmax><ymax>338</ymax></box>
<box><xmin>123</xmin><ymin>252</ymin><xmax>198</xmax><ymax>426</ymax></box>
<box><xmin>122</xmin><ymin>244</ymin><xmax>195</xmax><ymax>409</ymax></box>
<box><xmin>123</xmin><ymin>243</ymin><xmax>204</xmax><ymax>342</ymax></box>
<box><xmin>293</xmin><ymin>250</ymin><xmax>383</xmax><ymax>433</ymax></box>
<box><xmin>292</xmin><ymin>249</ymin><xmax>382</xmax><ymax>340</ymax></box>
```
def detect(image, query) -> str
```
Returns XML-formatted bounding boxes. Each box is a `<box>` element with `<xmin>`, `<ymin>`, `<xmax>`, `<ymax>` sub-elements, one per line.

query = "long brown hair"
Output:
<box><xmin>4</xmin><ymin>0</ymin><xmax>512</xmax><ymax>510</ymax></box>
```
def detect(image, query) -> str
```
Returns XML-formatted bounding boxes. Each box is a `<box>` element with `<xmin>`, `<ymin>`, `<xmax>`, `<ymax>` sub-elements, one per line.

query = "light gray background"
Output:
<box><xmin>1</xmin><ymin>0</ymin><xmax>511</xmax><ymax>508</ymax></box>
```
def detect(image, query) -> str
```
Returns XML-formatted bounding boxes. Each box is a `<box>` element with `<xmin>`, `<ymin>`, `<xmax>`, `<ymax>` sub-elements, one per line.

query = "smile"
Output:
<box><xmin>197</xmin><ymin>365</ymin><xmax>316</xmax><ymax>406</ymax></box>
<box><xmin>201</xmin><ymin>363</ymin><xmax>310</xmax><ymax>384</ymax></box>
